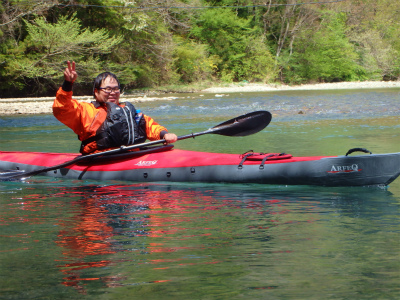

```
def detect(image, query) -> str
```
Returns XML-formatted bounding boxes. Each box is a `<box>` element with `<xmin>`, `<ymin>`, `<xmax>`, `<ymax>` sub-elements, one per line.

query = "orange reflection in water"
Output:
<box><xmin>52</xmin><ymin>183</ymin><xmax>289</xmax><ymax>293</ymax></box>
<box><xmin>55</xmin><ymin>196</ymin><xmax>117</xmax><ymax>292</ymax></box>
<box><xmin>53</xmin><ymin>184</ymin><xmax>221</xmax><ymax>292</ymax></box>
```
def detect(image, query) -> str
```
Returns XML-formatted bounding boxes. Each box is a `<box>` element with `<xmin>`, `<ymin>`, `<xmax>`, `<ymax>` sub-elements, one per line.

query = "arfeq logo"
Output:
<box><xmin>135</xmin><ymin>160</ymin><xmax>158</xmax><ymax>167</ymax></box>
<box><xmin>328</xmin><ymin>164</ymin><xmax>360</xmax><ymax>173</ymax></box>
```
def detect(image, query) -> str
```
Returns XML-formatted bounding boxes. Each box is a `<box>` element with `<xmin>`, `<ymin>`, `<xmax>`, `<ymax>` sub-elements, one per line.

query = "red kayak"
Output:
<box><xmin>1</xmin><ymin>146</ymin><xmax>399</xmax><ymax>187</ymax></box>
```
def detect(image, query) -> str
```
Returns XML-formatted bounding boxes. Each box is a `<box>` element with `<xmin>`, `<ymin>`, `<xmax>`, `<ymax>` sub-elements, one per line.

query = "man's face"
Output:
<box><xmin>94</xmin><ymin>76</ymin><xmax>120</xmax><ymax>105</ymax></box>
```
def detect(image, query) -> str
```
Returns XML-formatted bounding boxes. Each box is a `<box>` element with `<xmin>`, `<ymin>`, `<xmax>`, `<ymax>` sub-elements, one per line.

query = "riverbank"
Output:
<box><xmin>1</xmin><ymin>81</ymin><xmax>400</xmax><ymax>115</ymax></box>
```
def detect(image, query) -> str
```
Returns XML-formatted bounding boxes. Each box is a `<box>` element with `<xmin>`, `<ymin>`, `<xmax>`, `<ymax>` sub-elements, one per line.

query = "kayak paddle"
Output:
<box><xmin>0</xmin><ymin>110</ymin><xmax>271</xmax><ymax>181</ymax></box>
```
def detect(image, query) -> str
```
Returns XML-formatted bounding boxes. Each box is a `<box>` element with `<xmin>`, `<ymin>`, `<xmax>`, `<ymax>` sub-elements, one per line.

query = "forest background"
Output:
<box><xmin>1</xmin><ymin>0</ymin><xmax>399</xmax><ymax>97</ymax></box>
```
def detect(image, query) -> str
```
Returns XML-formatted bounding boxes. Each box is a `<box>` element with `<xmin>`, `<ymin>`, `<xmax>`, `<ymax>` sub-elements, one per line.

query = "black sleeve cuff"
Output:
<box><xmin>160</xmin><ymin>130</ymin><xmax>168</xmax><ymax>139</ymax></box>
<box><xmin>62</xmin><ymin>80</ymin><xmax>73</xmax><ymax>92</ymax></box>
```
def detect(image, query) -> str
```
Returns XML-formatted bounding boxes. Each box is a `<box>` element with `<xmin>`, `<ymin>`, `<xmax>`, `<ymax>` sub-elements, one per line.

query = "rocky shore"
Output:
<box><xmin>1</xmin><ymin>81</ymin><xmax>400</xmax><ymax>115</ymax></box>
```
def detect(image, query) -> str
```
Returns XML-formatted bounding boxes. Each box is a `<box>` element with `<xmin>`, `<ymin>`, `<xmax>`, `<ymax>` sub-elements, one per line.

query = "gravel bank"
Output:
<box><xmin>1</xmin><ymin>81</ymin><xmax>400</xmax><ymax>115</ymax></box>
<box><xmin>202</xmin><ymin>80</ymin><xmax>400</xmax><ymax>93</ymax></box>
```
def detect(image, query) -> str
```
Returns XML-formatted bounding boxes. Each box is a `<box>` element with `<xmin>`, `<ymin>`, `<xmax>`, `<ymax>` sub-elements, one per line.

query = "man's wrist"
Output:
<box><xmin>62</xmin><ymin>80</ymin><xmax>73</xmax><ymax>92</ymax></box>
<box><xmin>160</xmin><ymin>131</ymin><xmax>168</xmax><ymax>139</ymax></box>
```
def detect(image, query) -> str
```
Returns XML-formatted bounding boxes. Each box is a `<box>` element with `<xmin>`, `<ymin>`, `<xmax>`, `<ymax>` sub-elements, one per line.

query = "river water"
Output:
<box><xmin>0</xmin><ymin>88</ymin><xmax>399</xmax><ymax>299</ymax></box>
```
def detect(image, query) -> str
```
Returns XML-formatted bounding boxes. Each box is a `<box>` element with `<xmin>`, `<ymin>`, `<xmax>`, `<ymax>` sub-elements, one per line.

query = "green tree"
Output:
<box><xmin>5</xmin><ymin>13</ymin><xmax>122</xmax><ymax>94</ymax></box>
<box><xmin>344</xmin><ymin>0</ymin><xmax>400</xmax><ymax>80</ymax></box>
<box><xmin>2</xmin><ymin>0</ymin><xmax>400</xmax><ymax>96</ymax></box>
<box><xmin>285</xmin><ymin>11</ymin><xmax>362</xmax><ymax>83</ymax></box>
<box><xmin>106</xmin><ymin>0</ymin><xmax>193</xmax><ymax>88</ymax></box>
<box><xmin>172</xmin><ymin>37</ymin><xmax>220</xmax><ymax>83</ymax></box>
<box><xmin>191</xmin><ymin>8</ymin><xmax>276</xmax><ymax>82</ymax></box>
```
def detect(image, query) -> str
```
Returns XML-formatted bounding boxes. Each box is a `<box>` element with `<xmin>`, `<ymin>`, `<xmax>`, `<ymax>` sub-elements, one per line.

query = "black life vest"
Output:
<box><xmin>80</xmin><ymin>101</ymin><xmax>147</xmax><ymax>153</ymax></box>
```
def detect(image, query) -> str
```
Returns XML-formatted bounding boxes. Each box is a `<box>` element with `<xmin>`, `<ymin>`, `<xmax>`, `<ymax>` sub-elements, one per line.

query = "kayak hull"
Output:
<box><xmin>1</xmin><ymin>149</ymin><xmax>400</xmax><ymax>187</ymax></box>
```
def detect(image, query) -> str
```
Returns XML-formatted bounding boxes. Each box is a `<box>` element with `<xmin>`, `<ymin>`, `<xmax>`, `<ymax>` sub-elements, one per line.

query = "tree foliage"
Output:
<box><xmin>3</xmin><ymin>13</ymin><xmax>123</xmax><ymax>94</ymax></box>
<box><xmin>172</xmin><ymin>37</ymin><xmax>220</xmax><ymax>83</ymax></box>
<box><xmin>286</xmin><ymin>11</ymin><xmax>361</xmax><ymax>83</ymax></box>
<box><xmin>191</xmin><ymin>8</ymin><xmax>276</xmax><ymax>82</ymax></box>
<box><xmin>0</xmin><ymin>0</ymin><xmax>399</xmax><ymax>96</ymax></box>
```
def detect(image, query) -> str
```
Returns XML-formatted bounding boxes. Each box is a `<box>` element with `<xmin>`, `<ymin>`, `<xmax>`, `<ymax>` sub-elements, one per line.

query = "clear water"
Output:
<box><xmin>0</xmin><ymin>88</ymin><xmax>399</xmax><ymax>299</ymax></box>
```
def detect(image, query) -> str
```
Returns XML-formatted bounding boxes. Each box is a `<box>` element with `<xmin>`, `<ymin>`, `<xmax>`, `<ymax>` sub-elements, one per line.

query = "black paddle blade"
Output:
<box><xmin>211</xmin><ymin>110</ymin><xmax>272</xmax><ymax>136</ymax></box>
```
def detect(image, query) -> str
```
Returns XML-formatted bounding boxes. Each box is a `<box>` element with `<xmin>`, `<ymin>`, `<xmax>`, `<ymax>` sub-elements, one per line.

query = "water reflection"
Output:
<box><xmin>52</xmin><ymin>183</ymin><xmax>243</xmax><ymax>293</ymax></box>
<box><xmin>55</xmin><ymin>194</ymin><xmax>116</xmax><ymax>292</ymax></box>
<box><xmin>1</xmin><ymin>178</ymin><xmax>400</xmax><ymax>299</ymax></box>
<box><xmin>7</xmin><ymin>182</ymin><xmax>389</xmax><ymax>296</ymax></box>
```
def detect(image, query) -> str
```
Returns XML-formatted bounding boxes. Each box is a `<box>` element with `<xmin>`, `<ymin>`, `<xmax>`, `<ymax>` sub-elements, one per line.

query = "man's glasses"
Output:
<box><xmin>99</xmin><ymin>87</ymin><xmax>120</xmax><ymax>93</ymax></box>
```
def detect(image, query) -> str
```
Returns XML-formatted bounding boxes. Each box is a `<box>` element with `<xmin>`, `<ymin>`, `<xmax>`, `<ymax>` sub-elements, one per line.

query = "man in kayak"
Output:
<box><xmin>53</xmin><ymin>61</ymin><xmax>178</xmax><ymax>154</ymax></box>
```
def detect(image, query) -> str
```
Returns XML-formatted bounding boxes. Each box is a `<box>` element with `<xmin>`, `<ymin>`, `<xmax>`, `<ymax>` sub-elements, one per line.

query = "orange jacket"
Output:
<box><xmin>53</xmin><ymin>87</ymin><xmax>168</xmax><ymax>154</ymax></box>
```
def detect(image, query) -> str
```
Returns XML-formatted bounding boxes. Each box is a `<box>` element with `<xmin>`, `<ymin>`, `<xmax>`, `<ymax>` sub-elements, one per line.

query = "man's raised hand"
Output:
<box><xmin>64</xmin><ymin>61</ymin><xmax>78</xmax><ymax>83</ymax></box>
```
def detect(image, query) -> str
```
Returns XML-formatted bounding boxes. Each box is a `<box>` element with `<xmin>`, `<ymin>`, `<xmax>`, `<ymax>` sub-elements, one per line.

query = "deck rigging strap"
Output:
<box><xmin>238</xmin><ymin>152</ymin><xmax>291</xmax><ymax>169</ymax></box>
<box><xmin>238</xmin><ymin>151</ymin><xmax>255</xmax><ymax>169</ymax></box>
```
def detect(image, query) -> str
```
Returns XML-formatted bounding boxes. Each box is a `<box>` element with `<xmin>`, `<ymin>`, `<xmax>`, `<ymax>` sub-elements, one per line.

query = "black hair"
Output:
<box><xmin>92</xmin><ymin>72</ymin><xmax>120</xmax><ymax>98</ymax></box>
